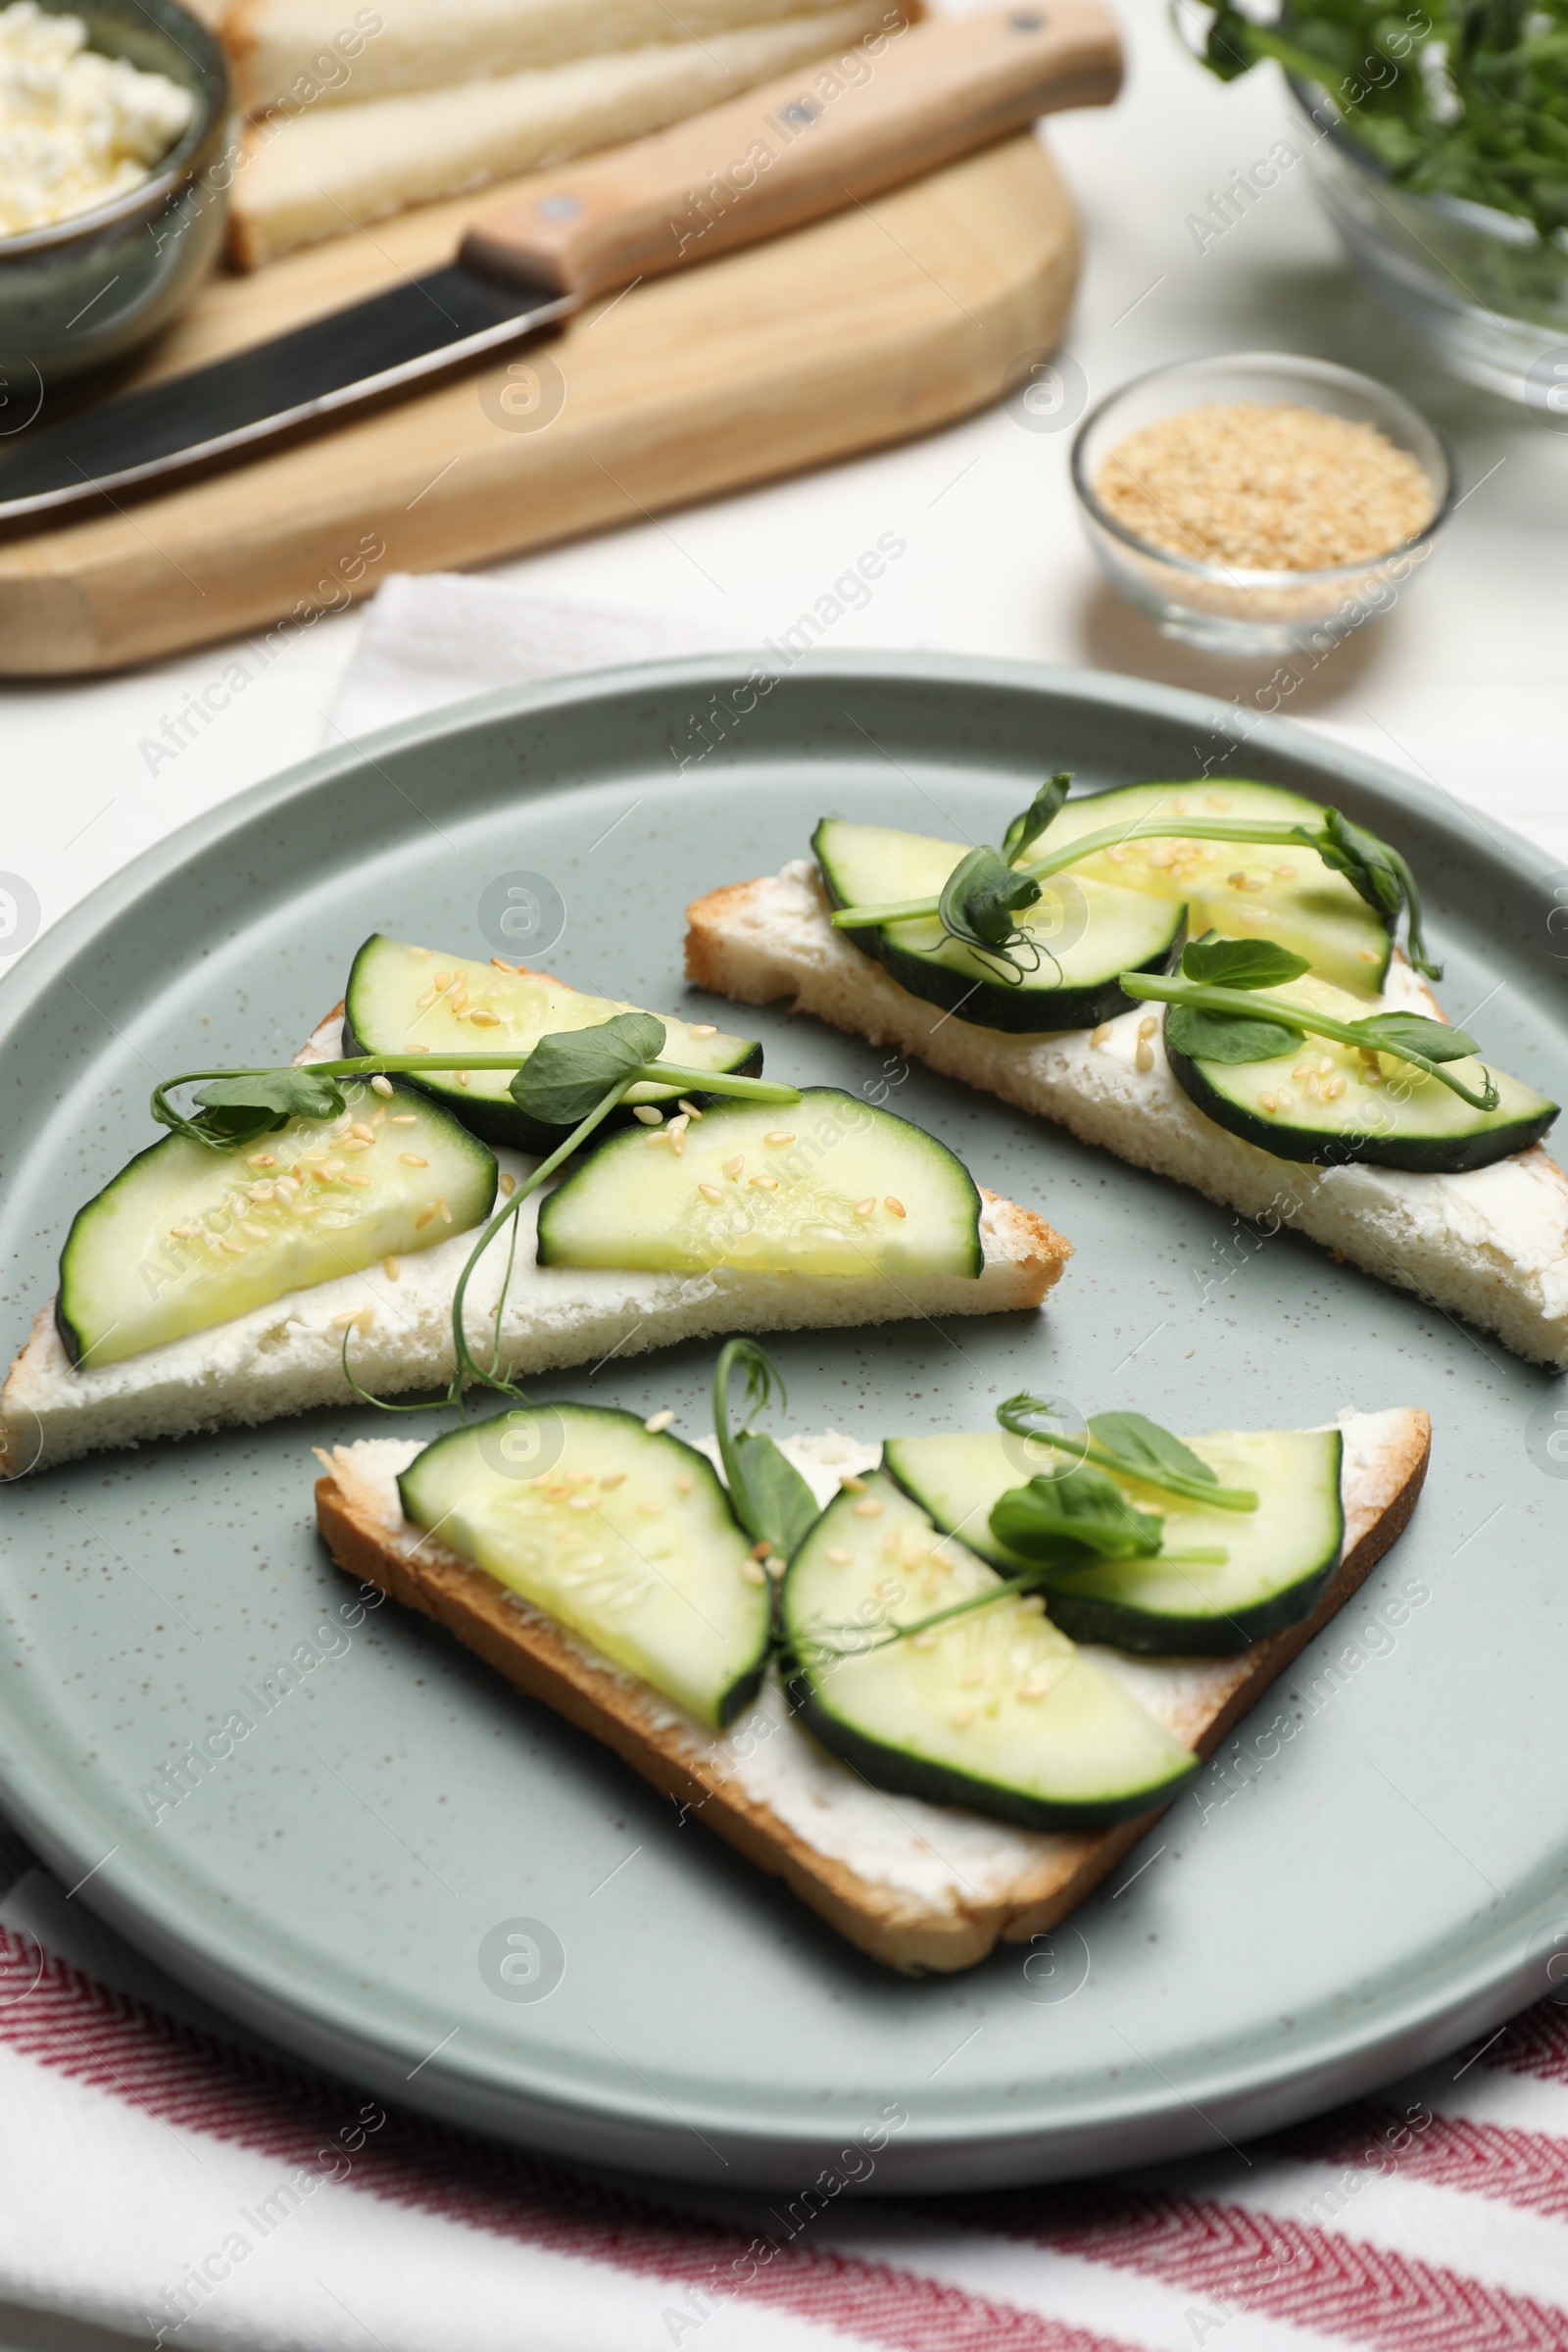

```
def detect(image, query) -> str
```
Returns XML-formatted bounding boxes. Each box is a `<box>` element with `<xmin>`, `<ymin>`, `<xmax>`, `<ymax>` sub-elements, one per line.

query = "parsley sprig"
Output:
<box><xmin>1121</xmin><ymin>935</ymin><xmax>1500</xmax><ymax>1109</ymax></box>
<box><xmin>827</xmin><ymin>781</ymin><xmax>1440</xmax><ymax>983</ymax></box>
<box><xmin>149</xmin><ymin>1014</ymin><xmax>801</xmax><ymax>1416</ymax></box>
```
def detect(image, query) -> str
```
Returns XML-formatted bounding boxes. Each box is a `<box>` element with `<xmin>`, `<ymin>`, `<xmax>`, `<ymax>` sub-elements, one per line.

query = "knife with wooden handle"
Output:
<box><xmin>0</xmin><ymin>3</ymin><xmax>1121</xmax><ymax>524</ymax></box>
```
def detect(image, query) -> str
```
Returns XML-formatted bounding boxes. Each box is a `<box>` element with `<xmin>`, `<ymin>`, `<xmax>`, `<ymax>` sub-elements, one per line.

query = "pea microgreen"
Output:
<box><xmin>712</xmin><ymin>1338</ymin><xmax>820</xmax><ymax>1570</ymax></box>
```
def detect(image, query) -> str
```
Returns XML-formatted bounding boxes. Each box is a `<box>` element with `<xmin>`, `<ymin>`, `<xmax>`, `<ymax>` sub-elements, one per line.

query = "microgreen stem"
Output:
<box><xmin>1121</xmin><ymin>974</ymin><xmax>1500</xmax><ymax>1111</ymax></box>
<box><xmin>151</xmin><ymin>1054</ymin><xmax>799</xmax><ymax>1136</ymax></box>
<box><xmin>1032</xmin><ymin>1436</ymin><xmax>1258</xmax><ymax>1513</ymax></box>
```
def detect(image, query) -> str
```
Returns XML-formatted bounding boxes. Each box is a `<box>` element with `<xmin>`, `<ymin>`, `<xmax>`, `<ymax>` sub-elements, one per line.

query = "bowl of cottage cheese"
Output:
<box><xmin>0</xmin><ymin>0</ymin><xmax>228</xmax><ymax>384</ymax></box>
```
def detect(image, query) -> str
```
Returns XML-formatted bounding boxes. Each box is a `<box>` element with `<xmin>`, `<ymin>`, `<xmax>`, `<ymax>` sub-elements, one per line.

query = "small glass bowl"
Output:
<box><xmin>1069</xmin><ymin>351</ymin><xmax>1452</xmax><ymax>658</ymax></box>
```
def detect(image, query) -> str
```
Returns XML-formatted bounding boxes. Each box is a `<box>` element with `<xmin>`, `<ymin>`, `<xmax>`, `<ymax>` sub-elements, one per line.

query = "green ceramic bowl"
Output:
<box><xmin>0</xmin><ymin>0</ymin><xmax>231</xmax><ymax>389</ymax></box>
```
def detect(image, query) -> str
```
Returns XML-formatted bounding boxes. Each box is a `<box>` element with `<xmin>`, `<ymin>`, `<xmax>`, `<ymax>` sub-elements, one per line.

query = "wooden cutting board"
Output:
<box><xmin>0</xmin><ymin>132</ymin><xmax>1076</xmax><ymax>675</ymax></box>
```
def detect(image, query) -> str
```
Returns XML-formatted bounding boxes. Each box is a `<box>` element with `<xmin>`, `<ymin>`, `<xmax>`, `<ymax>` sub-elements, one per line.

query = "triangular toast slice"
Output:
<box><xmin>315</xmin><ymin>1406</ymin><xmax>1429</xmax><ymax>1972</ymax></box>
<box><xmin>683</xmin><ymin>861</ymin><xmax>1568</xmax><ymax>1371</ymax></box>
<box><xmin>1</xmin><ymin>1004</ymin><xmax>1068</xmax><ymax>1477</ymax></box>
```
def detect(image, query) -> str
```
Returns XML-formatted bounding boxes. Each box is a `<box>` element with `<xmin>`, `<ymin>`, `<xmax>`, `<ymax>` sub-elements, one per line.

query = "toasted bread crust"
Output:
<box><xmin>315</xmin><ymin>1409</ymin><xmax>1429</xmax><ymax>1972</ymax></box>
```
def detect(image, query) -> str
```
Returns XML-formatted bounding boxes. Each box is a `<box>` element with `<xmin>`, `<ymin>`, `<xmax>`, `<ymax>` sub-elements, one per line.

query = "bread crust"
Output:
<box><xmin>314</xmin><ymin>1408</ymin><xmax>1429</xmax><ymax>1972</ymax></box>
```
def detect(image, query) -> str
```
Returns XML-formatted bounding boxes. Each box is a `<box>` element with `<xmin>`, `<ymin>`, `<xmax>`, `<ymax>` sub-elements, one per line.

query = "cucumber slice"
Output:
<box><xmin>56</xmin><ymin>1084</ymin><xmax>496</xmax><ymax>1370</ymax></box>
<box><xmin>398</xmin><ymin>1403</ymin><xmax>769</xmax><ymax>1729</ymax></box>
<box><xmin>813</xmin><ymin>819</ymin><xmax>1185</xmax><ymax>1033</ymax></box>
<box><xmin>883</xmin><ymin>1427</ymin><xmax>1345</xmax><ymax>1654</ymax></box>
<box><xmin>1040</xmin><ymin>780</ymin><xmax>1392</xmax><ymax>996</ymax></box>
<box><xmin>344</xmin><ymin>933</ymin><xmax>761</xmax><ymax>1153</ymax></box>
<box><xmin>1163</xmin><ymin>971</ymin><xmax>1558</xmax><ymax>1174</ymax></box>
<box><xmin>781</xmin><ymin>1475</ymin><xmax>1198</xmax><ymax>1829</ymax></box>
<box><xmin>536</xmin><ymin>1088</ymin><xmax>983</xmax><ymax>1280</ymax></box>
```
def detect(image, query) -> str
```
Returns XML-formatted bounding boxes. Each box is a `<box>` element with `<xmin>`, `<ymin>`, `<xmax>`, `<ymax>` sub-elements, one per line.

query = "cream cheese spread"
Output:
<box><xmin>0</xmin><ymin>1</ymin><xmax>193</xmax><ymax>235</ymax></box>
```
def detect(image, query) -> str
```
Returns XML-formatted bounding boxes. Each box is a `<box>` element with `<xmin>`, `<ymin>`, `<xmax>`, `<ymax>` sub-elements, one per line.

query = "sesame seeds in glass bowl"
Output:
<box><xmin>1069</xmin><ymin>352</ymin><xmax>1453</xmax><ymax>657</ymax></box>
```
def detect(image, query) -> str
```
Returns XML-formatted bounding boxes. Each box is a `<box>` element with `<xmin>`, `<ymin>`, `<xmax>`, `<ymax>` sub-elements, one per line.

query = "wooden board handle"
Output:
<box><xmin>460</xmin><ymin>2</ymin><xmax>1121</xmax><ymax>298</ymax></box>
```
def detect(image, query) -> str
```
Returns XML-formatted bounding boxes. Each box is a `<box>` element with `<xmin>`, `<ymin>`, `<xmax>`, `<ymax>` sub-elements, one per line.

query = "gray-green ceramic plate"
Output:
<box><xmin>2</xmin><ymin>656</ymin><xmax>1566</xmax><ymax>2191</ymax></box>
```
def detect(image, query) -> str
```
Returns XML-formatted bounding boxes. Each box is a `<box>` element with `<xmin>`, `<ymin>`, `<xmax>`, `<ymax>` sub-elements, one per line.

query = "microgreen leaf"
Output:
<box><xmin>1087</xmin><ymin>1410</ymin><xmax>1216</xmax><ymax>1491</ymax></box>
<box><xmin>154</xmin><ymin>1066</ymin><xmax>351</xmax><ymax>1148</ymax></box>
<box><xmin>712</xmin><ymin>1338</ymin><xmax>819</xmax><ymax>1561</ymax></box>
<box><xmin>1165</xmin><ymin>1004</ymin><xmax>1301</xmax><ymax>1063</ymax></box>
<box><xmin>1350</xmin><ymin>1011</ymin><xmax>1480</xmax><ymax>1063</ymax></box>
<box><xmin>1300</xmin><ymin>808</ymin><xmax>1441</xmax><ymax>979</ymax></box>
<box><xmin>938</xmin><ymin>848</ymin><xmax>1044</xmax><ymax>951</ymax></box>
<box><xmin>991</xmin><ymin>1463</ymin><xmax>1165</xmax><ymax>1562</ymax></box>
<box><xmin>1180</xmin><ymin>935</ymin><xmax>1311</xmax><ymax>990</ymax></box>
<box><xmin>508</xmin><ymin>1011</ymin><xmax>666</xmax><ymax>1127</ymax></box>
<box><xmin>1001</xmin><ymin>771</ymin><xmax>1072</xmax><ymax>865</ymax></box>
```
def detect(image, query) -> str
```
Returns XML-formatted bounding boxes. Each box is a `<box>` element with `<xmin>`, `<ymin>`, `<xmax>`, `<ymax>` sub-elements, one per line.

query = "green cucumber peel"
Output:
<box><xmin>828</xmin><ymin>804</ymin><xmax>1441</xmax><ymax>982</ymax></box>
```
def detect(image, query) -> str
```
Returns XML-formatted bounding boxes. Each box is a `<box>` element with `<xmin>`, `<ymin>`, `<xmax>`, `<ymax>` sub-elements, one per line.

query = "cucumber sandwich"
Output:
<box><xmin>687</xmin><ymin>777</ymin><xmax>1568</xmax><ymax>1368</ymax></box>
<box><xmin>316</xmin><ymin>1348</ymin><xmax>1430</xmax><ymax>1971</ymax></box>
<box><xmin>1</xmin><ymin>946</ymin><xmax>1067</xmax><ymax>1477</ymax></box>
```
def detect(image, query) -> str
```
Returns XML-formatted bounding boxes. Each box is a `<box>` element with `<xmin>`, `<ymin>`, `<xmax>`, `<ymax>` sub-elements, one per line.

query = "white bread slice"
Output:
<box><xmin>0</xmin><ymin>1005</ymin><xmax>1067</xmax><ymax>1478</ymax></box>
<box><xmin>685</xmin><ymin>862</ymin><xmax>1568</xmax><ymax>1372</ymax></box>
<box><xmin>228</xmin><ymin>1</ymin><xmax>896</xmax><ymax>267</ymax></box>
<box><xmin>315</xmin><ymin>1406</ymin><xmax>1430</xmax><ymax>1971</ymax></box>
<box><xmin>225</xmin><ymin>0</ymin><xmax>866</xmax><ymax>119</ymax></box>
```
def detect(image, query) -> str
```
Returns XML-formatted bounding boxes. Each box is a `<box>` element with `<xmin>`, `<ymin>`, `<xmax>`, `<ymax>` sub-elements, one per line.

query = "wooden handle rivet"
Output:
<box><xmin>535</xmin><ymin>194</ymin><xmax>583</xmax><ymax>219</ymax></box>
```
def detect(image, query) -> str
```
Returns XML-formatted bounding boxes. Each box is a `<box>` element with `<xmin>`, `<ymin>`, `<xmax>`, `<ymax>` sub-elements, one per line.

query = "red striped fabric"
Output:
<box><xmin>5</xmin><ymin>1925</ymin><xmax>1568</xmax><ymax>2352</ymax></box>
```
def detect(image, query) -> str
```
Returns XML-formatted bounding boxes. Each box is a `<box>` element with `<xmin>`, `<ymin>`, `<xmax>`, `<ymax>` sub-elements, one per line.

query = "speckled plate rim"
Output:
<box><xmin>2</xmin><ymin>650</ymin><xmax>1565</xmax><ymax>2189</ymax></box>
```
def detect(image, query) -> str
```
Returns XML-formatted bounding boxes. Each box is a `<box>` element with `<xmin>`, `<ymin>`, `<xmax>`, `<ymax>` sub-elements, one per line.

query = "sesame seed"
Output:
<box><xmin>351</xmin><ymin>1122</ymin><xmax>375</xmax><ymax>1142</ymax></box>
<box><xmin>169</xmin><ymin>1222</ymin><xmax>201</xmax><ymax>1239</ymax></box>
<box><xmin>749</xmin><ymin>1174</ymin><xmax>778</xmax><ymax>1191</ymax></box>
<box><xmin>219</xmin><ymin>1237</ymin><xmax>246</xmax><ymax>1254</ymax></box>
<box><xmin>853</xmin><ymin>1497</ymin><xmax>883</xmax><ymax>1518</ymax></box>
<box><xmin>450</xmin><ymin>993</ymin><xmax>469</xmax><ymax>1017</ymax></box>
<box><xmin>415</xmin><ymin>1203</ymin><xmax>439</xmax><ymax>1229</ymax></box>
<box><xmin>1273</xmin><ymin>865</ymin><xmax>1296</xmax><ymax>881</ymax></box>
<box><xmin>1227</xmin><ymin>871</ymin><xmax>1248</xmax><ymax>888</ymax></box>
<box><xmin>1091</xmin><ymin>1023</ymin><xmax>1114</xmax><ymax>1047</ymax></box>
<box><xmin>331</xmin><ymin>1310</ymin><xmax>358</xmax><ymax>1329</ymax></box>
<box><xmin>632</xmin><ymin>1105</ymin><xmax>662</xmax><ymax>1125</ymax></box>
<box><xmin>950</xmin><ymin>1705</ymin><xmax>976</xmax><ymax>1729</ymax></box>
<box><xmin>1358</xmin><ymin>947</ymin><xmax>1381</xmax><ymax>963</ymax></box>
<box><xmin>568</xmin><ymin>1492</ymin><xmax>597</xmax><ymax>1512</ymax></box>
<box><xmin>689</xmin><ymin>1024</ymin><xmax>717</xmax><ymax>1036</ymax></box>
<box><xmin>763</xmin><ymin>1130</ymin><xmax>795</xmax><ymax>1147</ymax></box>
<box><xmin>884</xmin><ymin>1197</ymin><xmax>906</xmax><ymax>1218</ymax></box>
<box><xmin>911</xmin><ymin>1631</ymin><xmax>938</xmax><ymax>1650</ymax></box>
<box><xmin>409</xmin><ymin>1045</ymin><xmax>429</xmax><ymax>1054</ymax></box>
<box><xmin>434</xmin><ymin>970</ymin><xmax>452</xmax><ymax>990</ymax></box>
<box><xmin>468</xmin><ymin>1008</ymin><xmax>501</xmax><ymax>1026</ymax></box>
<box><xmin>678</xmin><ymin>1101</ymin><xmax>704</xmax><ymax>1119</ymax></box>
<box><xmin>1324</xmin><ymin>1073</ymin><xmax>1347</xmax><ymax>1101</ymax></box>
<box><xmin>676</xmin><ymin>1473</ymin><xmax>693</xmax><ymax>1494</ymax></box>
<box><xmin>741</xmin><ymin>1559</ymin><xmax>767</xmax><ymax>1586</ymax></box>
<box><xmin>383</xmin><ymin>1255</ymin><xmax>401</xmax><ymax>1280</ymax></box>
<box><xmin>645</xmin><ymin>1408</ymin><xmax>676</xmax><ymax>1432</ymax></box>
<box><xmin>240</xmin><ymin>1220</ymin><xmax>270</xmax><ymax>1241</ymax></box>
<box><xmin>456</xmin><ymin>1073</ymin><xmax>470</xmax><ymax>1087</ymax></box>
<box><xmin>400</xmin><ymin>1152</ymin><xmax>428</xmax><ymax>1167</ymax></box>
<box><xmin>491</xmin><ymin>956</ymin><xmax>515</xmax><ymax>972</ymax></box>
<box><xmin>1138</xmin><ymin>1016</ymin><xmax>1157</xmax><ymax>1040</ymax></box>
<box><xmin>357</xmin><ymin>1304</ymin><xmax>375</xmax><ymax>1334</ymax></box>
<box><xmin>291</xmin><ymin>1201</ymin><xmax>320</xmax><ymax>1217</ymax></box>
<box><xmin>855</xmin><ymin>1198</ymin><xmax>875</xmax><ymax>1216</ymax></box>
<box><xmin>409</xmin><ymin>946</ymin><xmax>431</xmax><ymax>958</ymax></box>
<box><xmin>645</xmin><ymin>1129</ymin><xmax>671</xmax><ymax>1148</ymax></box>
<box><xmin>437</xmin><ymin>1196</ymin><xmax>451</xmax><ymax>1223</ymax></box>
<box><xmin>600</xmin><ymin>1472</ymin><xmax>626</xmax><ymax>1489</ymax></box>
<box><xmin>637</xmin><ymin>1499</ymin><xmax>664</xmax><ymax>1517</ymax></box>
<box><xmin>698</xmin><ymin>1182</ymin><xmax>723</xmax><ymax>1203</ymax></box>
<box><xmin>339</xmin><ymin>1137</ymin><xmax>371</xmax><ymax>1153</ymax></box>
<box><xmin>723</xmin><ymin>1155</ymin><xmax>744</xmax><ymax>1179</ymax></box>
<box><xmin>667</xmin><ymin>1115</ymin><xmax>690</xmax><ymax>1137</ymax></box>
<box><xmin>1260</xmin><ymin>1092</ymin><xmax>1277</xmax><ymax>1112</ymax></box>
<box><xmin>1135</xmin><ymin>1041</ymin><xmax>1155</xmax><ymax>1075</ymax></box>
<box><xmin>246</xmin><ymin>1152</ymin><xmax>276</xmax><ymax>1168</ymax></box>
<box><xmin>825</xmin><ymin>1546</ymin><xmax>854</xmax><ymax>1564</ymax></box>
<box><xmin>748</xmin><ymin>1539</ymin><xmax>772</xmax><ymax>1560</ymax></box>
<box><xmin>247</xmin><ymin>1183</ymin><xmax>274</xmax><ymax>1202</ymax></box>
<box><xmin>1094</xmin><ymin>401</ymin><xmax>1436</xmax><ymax>569</ymax></box>
<box><xmin>415</xmin><ymin>989</ymin><xmax>438</xmax><ymax>1010</ymax></box>
<box><xmin>839</xmin><ymin>1474</ymin><xmax>867</xmax><ymax>1492</ymax></box>
<box><xmin>342</xmin><ymin>1171</ymin><xmax>370</xmax><ymax>1187</ymax></box>
<box><xmin>500</xmin><ymin>1173</ymin><xmax>516</xmax><ymax>1196</ymax></box>
<box><xmin>389</xmin><ymin>1113</ymin><xmax>417</xmax><ymax>1124</ymax></box>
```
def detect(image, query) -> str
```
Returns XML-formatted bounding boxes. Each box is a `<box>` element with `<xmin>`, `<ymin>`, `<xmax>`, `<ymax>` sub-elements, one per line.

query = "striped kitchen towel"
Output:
<box><xmin>3</xmin><ymin>1833</ymin><xmax>1567</xmax><ymax>2352</ymax></box>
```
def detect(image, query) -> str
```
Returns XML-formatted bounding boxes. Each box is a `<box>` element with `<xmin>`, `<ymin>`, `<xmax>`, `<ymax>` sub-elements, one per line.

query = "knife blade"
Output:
<box><xmin>0</xmin><ymin>3</ymin><xmax>1121</xmax><ymax>526</ymax></box>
